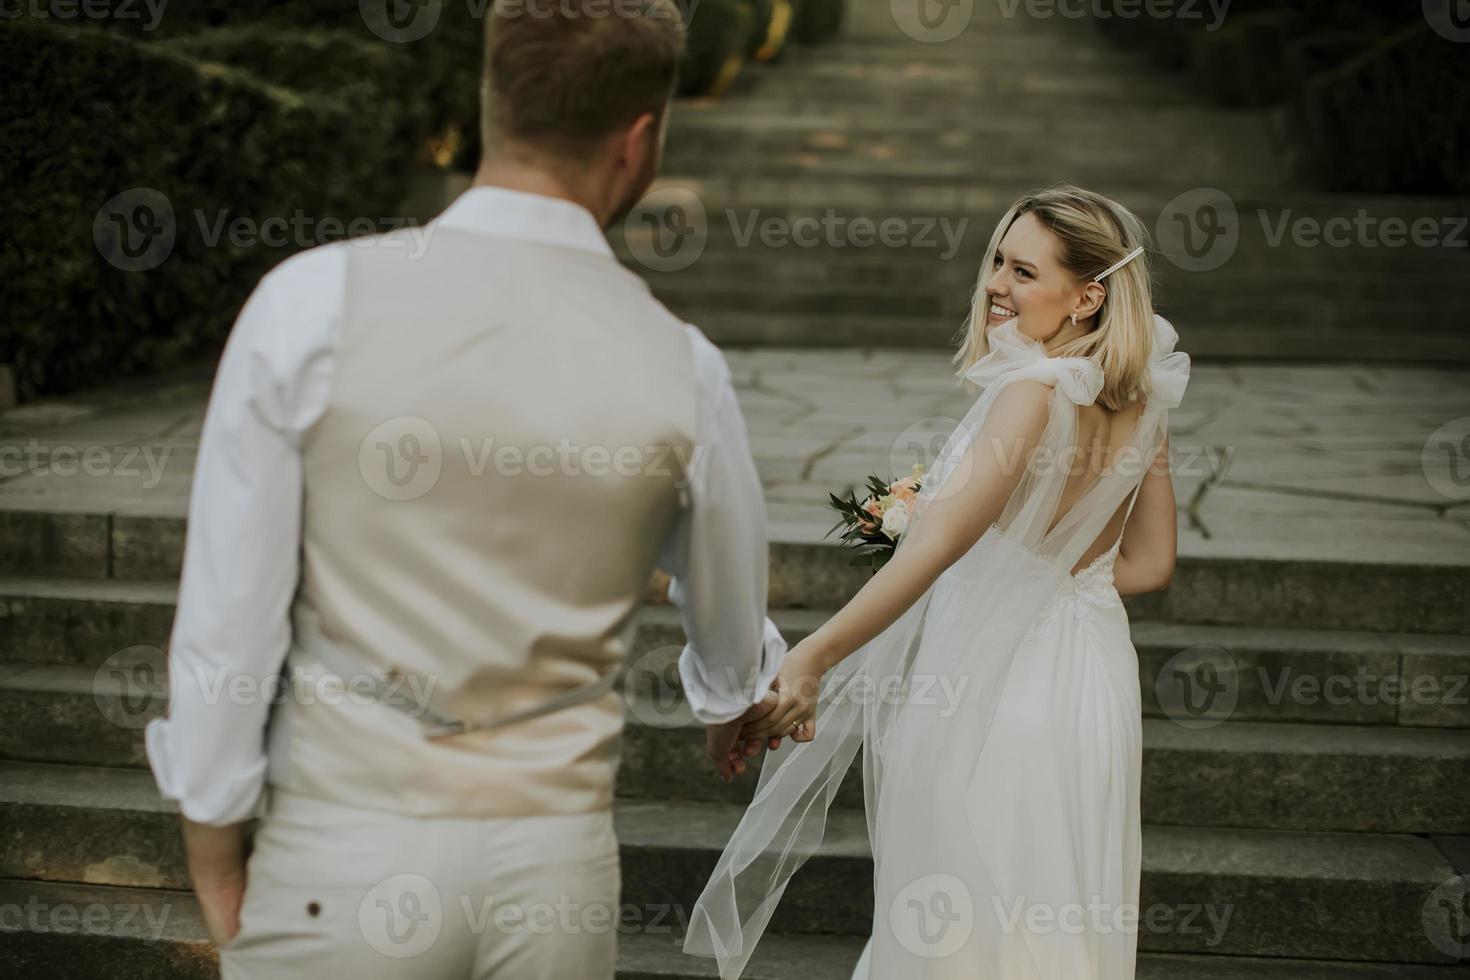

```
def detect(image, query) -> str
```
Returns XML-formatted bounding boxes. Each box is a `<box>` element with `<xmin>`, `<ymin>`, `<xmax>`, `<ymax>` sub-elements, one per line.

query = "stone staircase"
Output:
<box><xmin>0</xmin><ymin>494</ymin><xmax>1468</xmax><ymax>974</ymax></box>
<box><xmin>615</xmin><ymin>0</ymin><xmax>1470</xmax><ymax>361</ymax></box>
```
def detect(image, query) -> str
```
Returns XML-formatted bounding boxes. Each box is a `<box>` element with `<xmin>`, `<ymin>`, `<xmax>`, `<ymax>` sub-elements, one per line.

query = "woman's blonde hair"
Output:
<box><xmin>952</xmin><ymin>184</ymin><xmax>1155</xmax><ymax>411</ymax></box>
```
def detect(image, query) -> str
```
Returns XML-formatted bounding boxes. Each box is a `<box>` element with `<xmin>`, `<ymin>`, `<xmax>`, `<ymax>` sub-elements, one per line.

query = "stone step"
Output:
<box><xmin>673</xmin><ymin>116</ymin><xmax>1249</xmax><ymax>157</ymax></box>
<box><xmin>624</xmin><ymin>246</ymin><xmax>1470</xmax><ymax>294</ymax></box>
<box><xmin>0</xmin><ymin>574</ymin><xmax>181</xmax><ymax>664</ymax></box>
<box><xmin>765</xmin><ymin>32</ymin><xmax>1151</xmax><ymax>66</ymax></box>
<box><xmin>0</xmin><ymin>762</ymin><xmax>1460</xmax><ymax>963</ymax></box>
<box><xmin>7</xmin><ymin>879</ymin><xmax>1466</xmax><ymax>980</ymax></box>
<box><xmin>662</xmin><ymin>152</ymin><xmax>1276</xmax><ymax>191</ymax></box>
<box><xmin>634</xmin><ymin>176</ymin><xmax>1468</xmax><ymax>236</ymax></box>
<box><xmin>639</xmin><ymin>278</ymin><xmax>1470</xmax><ymax>335</ymax></box>
<box><xmin>667</xmin><ymin>104</ymin><xmax>1273</xmax><ymax>146</ymax></box>
<box><xmin>12</xmin><ymin>658</ymin><xmax>1464</xmax><ymax>833</ymax></box>
<box><xmin>715</xmin><ymin>78</ymin><xmax>1205</xmax><ymax>111</ymax></box>
<box><xmin>5</xmin><ymin>578</ymin><xmax>1467</xmax><ymax>723</ymax></box>
<box><xmin>637</xmin><ymin>611</ymin><xmax>1470</xmax><ymax>731</ymax></box>
<box><xmin>2</xmin><ymin>502</ymin><xmax>1470</xmax><ymax>631</ymax></box>
<box><xmin>686</xmin><ymin>311</ymin><xmax>1470</xmax><ymax>361</ymax></box>
<box><xmin>620</xmin><ymin>208</ymin><xmax>1467</xmax><ymax>278</ymax></box>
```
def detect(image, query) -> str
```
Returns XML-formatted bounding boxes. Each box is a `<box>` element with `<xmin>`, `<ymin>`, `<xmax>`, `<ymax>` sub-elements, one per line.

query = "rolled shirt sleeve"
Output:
<box><xmin>144</xmin><ymin>246</ymin><xmax>342</xmax><ymax>826</ymax></box>
<box><xmin>659</xmin><ymin>325</ymin><xmax>788</xmax><ymax>725</ymax></box>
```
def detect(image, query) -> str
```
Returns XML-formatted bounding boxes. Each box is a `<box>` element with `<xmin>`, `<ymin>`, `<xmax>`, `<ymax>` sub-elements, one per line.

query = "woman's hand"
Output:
<box><xmin>737</xmin><ymin>641</ymin><xmax>829</xmax><ymax>745</ymax></box>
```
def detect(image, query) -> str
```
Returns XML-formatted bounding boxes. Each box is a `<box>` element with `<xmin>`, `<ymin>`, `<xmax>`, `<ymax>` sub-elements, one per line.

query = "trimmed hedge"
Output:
<box><xmin>792</xmin><ymin>0</ymin><xmax>843</xmax><ymax>44</ymax></box>
<box><xmin>1</xmin><ymin>1</ymin><xmax>840</xmax><ymax>396</ymax></box>
<box><xmin>1094</xmin><ymin>0</ymin><xmax>1467</xmax><ymax>195</ymax></box>
<box><xmin>680</xmin><ymin>0</ymin><xmax>755</xmax><ymax>96</ymax></box>
<box><xmin>0</xmin><ymin>18</ymin><xmax>413</xmax><ymax>399</ymax></box>
<box><xmin>51</xmin><ymin>1</ymin><xmax>483</xmax><ymax>168</ymax></box>
<box><xmin>1290</xmin><ymin>24</ymin><xmax>1470</xmax><ymax>196</ymax></box>
<box><xmin>162</xmin><ymin>26</ymin><xmax>441</xmax><ymax>172</ymax></box>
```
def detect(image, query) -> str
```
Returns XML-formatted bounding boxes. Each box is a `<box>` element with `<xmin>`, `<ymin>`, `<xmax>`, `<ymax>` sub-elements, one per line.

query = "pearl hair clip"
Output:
<box><xmin>1093</xmin><ymin>245</ymin><xmax>1145</xmax><ymax>283</ymax></box>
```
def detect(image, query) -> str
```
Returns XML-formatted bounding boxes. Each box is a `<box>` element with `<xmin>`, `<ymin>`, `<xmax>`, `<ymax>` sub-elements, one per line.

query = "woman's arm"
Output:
<box><xmin>806</xmin><ymin>380</ymin><xmax>1055</xmax><ymax>673</ymax></box>
<box><xmin>1112</xmin><ymin>431</ymin><xmax>1177</xmax><ymax>597</ymax></box>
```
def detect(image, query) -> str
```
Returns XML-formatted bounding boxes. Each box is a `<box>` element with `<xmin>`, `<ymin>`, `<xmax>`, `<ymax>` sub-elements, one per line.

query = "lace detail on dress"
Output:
<box><xmin>1026</xmin><ymin>541</ymin><xmax>1123</xmax><ymax>638</ymax></box>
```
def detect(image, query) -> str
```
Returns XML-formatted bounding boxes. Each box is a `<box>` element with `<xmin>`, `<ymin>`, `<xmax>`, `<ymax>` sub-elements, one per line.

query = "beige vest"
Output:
<box><xmin>264</xmin><ymin>227</ymin><xmax>698</xmax><ymax>818</ymax></box>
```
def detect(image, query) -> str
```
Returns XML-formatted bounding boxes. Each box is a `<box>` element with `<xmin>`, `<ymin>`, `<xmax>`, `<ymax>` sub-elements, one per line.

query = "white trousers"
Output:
<box><xmin>220</xmin><ymin>789</ymin><xmax>621</xmax><ymax>979</ymax></box>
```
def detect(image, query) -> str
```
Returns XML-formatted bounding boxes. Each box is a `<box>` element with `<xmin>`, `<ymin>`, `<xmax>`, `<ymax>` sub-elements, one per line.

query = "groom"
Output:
<box><xmin>144</xmin><ymin>2</ymin><xmax>788</xmax><ymax>976</ymax></box>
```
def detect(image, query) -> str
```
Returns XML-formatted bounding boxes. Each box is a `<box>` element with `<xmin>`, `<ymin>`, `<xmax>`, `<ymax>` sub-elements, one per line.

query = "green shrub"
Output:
<box><xmin>679</xmin><ymin>0</ymin><xmax>754</xmax><ymax>96</ymax></box>
<box><xmin>1095</xmin><ymin>0</ymin><xmax>1458</xmax><ymax>195</ymax></box>
<box><xmin>161</xmin><ymin>26</ymin><xmax>442</xmax><ymax>170</ymax></box>
<box><xmin>51</xmin><ymin>1</ymin><xmax>484</xmax><ymax>169</ymax></box>
<box><xmin>1093</xmin><ymin>0</ymin><xmax>1401</xmax><ymax>73</ymax></box>
<box><xmin>738</xmin><ymin>0</ymin><xmax>776</xmax><ymax>57</ymax></box>
<box><xmin>1289</xmin><ymin>24</ymin><xmax>1470</xmax><ymax>195</ymax></box>
<box><xmin>792</xmin><ymin>0</ymin><xmax>843</xmax><ymax>44</ymax></box>
<box><xmin>0</xmin><ymin>18</ymin><xmax>412</xmax><ymax>399</ymax></box>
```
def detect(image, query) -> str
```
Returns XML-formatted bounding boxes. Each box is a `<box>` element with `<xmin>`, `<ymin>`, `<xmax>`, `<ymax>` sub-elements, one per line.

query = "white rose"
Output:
<box><xmin>881</xmin><ymin>503</ymin><xmax>909</xmax><ymax>540</ymax></box>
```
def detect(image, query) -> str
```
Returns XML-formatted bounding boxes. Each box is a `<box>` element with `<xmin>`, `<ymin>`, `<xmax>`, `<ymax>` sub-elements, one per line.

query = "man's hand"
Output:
<box><xmin>180</xmin><ymin>816</ymin><xmax>249</xmax><ymax>948</ymax></box>
<box><xmin>704</xmin><ymin>696</ymin><xmax>782</xmax><ymax>783</ymax></box>
<box><xmin>737</xmin><ymin>641</ymin><xmax>827</xmax><ymax>744</ymax></box>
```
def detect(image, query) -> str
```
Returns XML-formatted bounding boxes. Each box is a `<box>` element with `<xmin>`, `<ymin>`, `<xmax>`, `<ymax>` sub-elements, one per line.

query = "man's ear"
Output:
<box><xmin>1074</xmin><ymin>280</ymin><xmax>1107</xmax><ymax>321</ymax></box>
<box><xmin>618</xmin><ymin>111</ymin><xmax>660</xmax><ymax>170</ymax></box>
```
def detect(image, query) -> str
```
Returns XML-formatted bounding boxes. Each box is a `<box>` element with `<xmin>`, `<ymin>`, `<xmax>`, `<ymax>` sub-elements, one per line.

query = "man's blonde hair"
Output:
<box><xmin>953</xmin><ymin>185</ymin><xmax>1157</xmax><ymax>411</ymax></box>
<box><xmin>481</xmin><ymin>0</ymin><xmax>686</xmax><ymax>160</ymax></box>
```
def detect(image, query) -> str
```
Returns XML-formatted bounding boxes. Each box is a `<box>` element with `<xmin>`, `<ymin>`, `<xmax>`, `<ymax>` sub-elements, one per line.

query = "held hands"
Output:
<box><xmin>737</xmin><ymin>640</ymin><xmax>828</xmax><ymax>745</ymax></box>
<box><xmin>704</xmin><ymin>702</ymin><xmax>778</xmax><ymax>784</ymax></box>
<box><xmin>703</xmin><ymin>641</ymin><xmax>829</xmax><ymax>782</ymax></box>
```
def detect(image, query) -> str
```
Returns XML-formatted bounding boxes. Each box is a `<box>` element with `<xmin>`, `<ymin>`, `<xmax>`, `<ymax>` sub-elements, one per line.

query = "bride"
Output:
<box><xmin>682</xmin><ymin>185</ymin><xmax>1191</xmax><ymax>979</ymax></box>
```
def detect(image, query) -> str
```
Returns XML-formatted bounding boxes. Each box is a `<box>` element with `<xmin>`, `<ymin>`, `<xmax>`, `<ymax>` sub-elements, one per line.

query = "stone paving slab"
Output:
<box><xmin>1</xmin><ymin>350</ymin><xmax>1467</xmax><ymax>568</ymax></box>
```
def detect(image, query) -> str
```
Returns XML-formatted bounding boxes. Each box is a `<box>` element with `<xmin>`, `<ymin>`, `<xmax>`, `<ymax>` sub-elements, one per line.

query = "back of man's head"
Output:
<box><xmin>481</xmin><ymin>0</ymin><xmax>686</xmax><ymax>164</ymax></box>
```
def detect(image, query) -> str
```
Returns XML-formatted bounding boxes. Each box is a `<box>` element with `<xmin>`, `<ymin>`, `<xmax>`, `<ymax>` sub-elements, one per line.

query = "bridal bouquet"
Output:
<box><xmin>825</xmin><ymin>462</ymin><xmax>926</xmax><ymax>571</ymax></box>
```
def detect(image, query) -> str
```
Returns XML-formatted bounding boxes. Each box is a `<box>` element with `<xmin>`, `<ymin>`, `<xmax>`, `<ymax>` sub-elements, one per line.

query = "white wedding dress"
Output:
<box><xmin>683</xmin><ymin>315</ymin><xmax>1190</xmax><ymax>980</ymax></box>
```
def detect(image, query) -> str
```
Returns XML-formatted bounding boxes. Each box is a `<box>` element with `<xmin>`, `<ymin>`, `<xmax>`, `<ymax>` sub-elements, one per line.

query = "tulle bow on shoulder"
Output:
<box><xmin>1146</xmin><ymin>313</ymin><xmax>1191</xmax><ymax>410</ymax></box>
<box><xmin>964</xmin><ymin>315</ymin><xmax>1190</xmax><ymax>411</ymax></box>
<box><xmin>962</xmin><ymin>319</ymin><xmax>1103</xmax><ymax>407</ymax></box>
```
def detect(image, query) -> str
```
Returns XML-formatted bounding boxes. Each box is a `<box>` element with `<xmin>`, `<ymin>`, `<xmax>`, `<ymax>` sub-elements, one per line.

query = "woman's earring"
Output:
<box><xmin>1070</xmin><ymin>312</ymin><xmax>1078</xmax><ymax>326</ymax></box>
